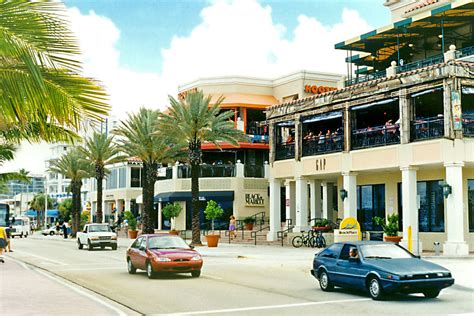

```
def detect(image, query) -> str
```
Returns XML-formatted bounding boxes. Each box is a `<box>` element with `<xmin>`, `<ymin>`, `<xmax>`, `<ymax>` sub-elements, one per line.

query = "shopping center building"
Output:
<box><xmin>266</xmin><ymin>0</ymin><xmax>474</xmax><ymax>255</ymax></box>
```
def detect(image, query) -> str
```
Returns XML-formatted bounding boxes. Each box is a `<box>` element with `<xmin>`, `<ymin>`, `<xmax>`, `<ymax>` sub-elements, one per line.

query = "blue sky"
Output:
<box><xmin>64</xmin><ymin>0</ymin><xmax>389</xmax><ymax>73</ymax></box>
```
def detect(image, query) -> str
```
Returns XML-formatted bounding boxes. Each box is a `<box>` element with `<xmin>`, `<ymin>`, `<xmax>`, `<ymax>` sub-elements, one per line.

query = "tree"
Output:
<box><xmin>162</xmin><ymin>203</ymin><xmax>182</xmax><ymax>231</ymax></box>
<box><xmin>204</xmin><ymin>200</ymin><xmax>224</xmax><ymax>233</ymax></box>
<box><xmin>29</xmin><ymin>193</ymin><xmax>55</xmax><ymax>229</ymax></box>
<box><xmin>114</xmin><ymin>108</ymin><xmax>180</xmax><ymax>234</ymax></box>
<box><xmin>159</xmin><ymin>91</ymin><xmax>244</xmax><ymax>245</ymax></box>
<box><xmin>48</xmin><ymin>149</ymin><xmax>93</xmax><ymax>237</ymax></box>
<box><xmin>80</xmin><ymin>132</ymin><xmax>125</xmax><ymax>223</ymax></box>
<box><xmin>58</xmin><ymin>198</ymin><xmax>73</xmax><ymax>222</ymax></box>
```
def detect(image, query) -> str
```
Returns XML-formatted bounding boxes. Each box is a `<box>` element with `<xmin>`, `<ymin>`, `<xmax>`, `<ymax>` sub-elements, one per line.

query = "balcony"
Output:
<box><xmin>302</xmin><ymin>134</ymin><xmax>343</xmax><ymax>156</ymax></box>
<box><xmin>411</xmin><ymin>116</ymin><xmax>444</xmax><ymax>141</ymax></box>
<box><xmin>275</xmin><ymin>143</ymin><xmax>295</xmax><ymax>161</ymax></box>
<box><xmin>352</xmin><ymin>124</ymin><xmax>400</xmax><ymax>150</ymax></box>
<box><xmin>177</xmin><ymin>164</ymin><xmax>236</xmax><ymax>178</ymax></box>
<box><xmin>244</xmin><ymin>164</ymin><xmax>265</xmax><ymax>178</ymax></box>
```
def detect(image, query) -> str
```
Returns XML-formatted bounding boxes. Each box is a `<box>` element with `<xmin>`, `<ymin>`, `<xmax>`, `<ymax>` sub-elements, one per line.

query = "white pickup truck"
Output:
<box><xmin>77</xmin><ymin>223</ymin><xmax>117</xmax><ymax>251</ymax></box>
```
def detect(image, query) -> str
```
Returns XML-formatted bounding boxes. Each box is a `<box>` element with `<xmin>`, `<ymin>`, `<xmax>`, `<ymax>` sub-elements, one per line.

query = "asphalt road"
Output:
<box><xmin>6</xmin><ymin>237</ymin><xmax>474</xmax><ymax>316</ymax></box>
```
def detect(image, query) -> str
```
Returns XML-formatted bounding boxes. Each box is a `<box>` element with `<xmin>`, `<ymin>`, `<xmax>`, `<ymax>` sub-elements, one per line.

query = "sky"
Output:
<box><xmin>3</xmin><ymin>0</ymin><xmax>389</xmax><ymax>175</ymax></box>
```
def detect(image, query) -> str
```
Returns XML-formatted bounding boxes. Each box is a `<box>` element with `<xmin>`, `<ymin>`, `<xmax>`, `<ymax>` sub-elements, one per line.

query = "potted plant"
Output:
<box><xmin>162</xmin><ymin>202</ymin><xmax>182</xmax><ymax>235</ymax></box>
<box><xmin>373</xmin><ymin>214</ymin><xmax>402</xmax><ymax>243</ymax></box>
<box><xmin>204</xmin><ymin>200</ymin><xmax>224</xmax><ymax>247</ymax></box>
<box><xmin>124</xmin><ymin>211</ymin><xmax>138</xmax><ymax>239</ymax></box>
<box><xmin>312</xmin><ymin>219</ymin><xmax>332</xmax><ymax>232</ymax></box>
<box><xmin>243</xmin><ymin>216</ymin><xmax>255</xmax><ymax>231</ymax></box>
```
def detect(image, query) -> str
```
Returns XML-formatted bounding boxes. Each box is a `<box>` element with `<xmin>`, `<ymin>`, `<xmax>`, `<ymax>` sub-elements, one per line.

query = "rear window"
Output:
<box><xmin>318</xmin><ymin>243</ymin><xmax>343</xmax><ymax>259</ymax></box>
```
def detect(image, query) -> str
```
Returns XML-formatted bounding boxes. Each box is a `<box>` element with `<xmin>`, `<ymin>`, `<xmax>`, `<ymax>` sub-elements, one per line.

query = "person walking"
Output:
<box><xmin>229</xmin><ymin>215</ymin><xmax>236</xmax><ymax>239</ymax></box>
<box><xmin>62</xmin><ymin>222</ymin><xmax>68</xmax><ymax>239</ymax></box>
<box><xmin>0</xmin><ymin>226</ymin><xmax>9</xmax><ymax>263</ymax></box>
<box><xmin>6</xmin><ymin>226</ymin><xmax>13</xmax><ymax>252</ymax></box>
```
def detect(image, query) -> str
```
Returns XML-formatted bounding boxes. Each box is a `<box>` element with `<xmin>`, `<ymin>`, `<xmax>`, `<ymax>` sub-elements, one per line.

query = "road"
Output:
<box><xmin>4</xmin><ymin>236</ymin><xmax>474</xmax><ymax>315</ymax></box>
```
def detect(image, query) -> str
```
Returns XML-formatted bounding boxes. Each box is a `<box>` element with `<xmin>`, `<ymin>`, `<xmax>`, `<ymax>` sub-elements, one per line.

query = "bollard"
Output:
<box><xmin>408</xmin><ymin>226</ymin><xmax>412</xmax><ymax>252</ymax></box>
<box><xmin>433</xmin><ymin>242</ymin><xmax>441</xmax><ymax>256</ymax></box>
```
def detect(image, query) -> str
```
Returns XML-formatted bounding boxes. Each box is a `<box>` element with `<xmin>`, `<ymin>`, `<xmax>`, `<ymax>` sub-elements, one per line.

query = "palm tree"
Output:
<box><xmin>80</xmin><ymin>132</ymin><xmax>125</xmax><ymax>223</ymax></box>
<box><xmin>159</xmin><ymin>91</ymin><xmax>244</xmax><ymax>245</ymax></box>
<box><xmin>0</xmin><ymin>0</ymin><xmax>109</xmax><ymax>143</ymax></box>
<box><xmin>114</xmin><ymin>108</ymin><xmax>180</xmax><ymax>234</ymax></box>
<box><xmin>29</xmin><ymin>193</ymin><xmax>54</xmax><ymax>229</ymax></box>
<box><xmin>48</xmin><ymin>149</ymin><xmax>93</xmax><ymax>237</ymax></box>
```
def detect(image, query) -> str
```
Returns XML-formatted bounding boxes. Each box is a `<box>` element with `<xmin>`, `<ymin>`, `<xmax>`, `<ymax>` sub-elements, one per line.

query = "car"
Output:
<box><xmin>126</xmin><ymin>234</ymin><xmax>203</xmax><ymax>279</ymax></box>
<box><xmin>42</xmin><ymin>226</ymin><xmax>59</xmax><ymax>236</ymax></box>
<box><xmin>77</xmin><ymin>223</ymin><xmax>117</xmax><ymax>251</ymax></box>
<box><xmin>311</xmin><ymin>241</ymin><xmax>454</xmax><ymax>300</ymax></box>
<box><xmin>10</xmin><ymin>217</ymin><xmax>30</xmax><ymax>238</ymax></box>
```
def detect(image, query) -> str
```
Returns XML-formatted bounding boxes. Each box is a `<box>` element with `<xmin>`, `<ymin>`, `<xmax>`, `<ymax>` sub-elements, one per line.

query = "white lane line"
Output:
<box><xmin>54</xmin><ymin>267</ymin><xmax>124</xmax><ymax>272</ymax></box>
<box><xmin>202</xmin><ymin>274</ymin><xmax>224</xmax><ymax>280</ymax></box>
<box><xmin>153</xmin><ymin>298</ymin><xmax>371</xmax><ymax>315</ymax></box>
<box><xmin>12</xmin><ymin>249</ymin><xmax>67</xmax><ymax>266</ymax></box>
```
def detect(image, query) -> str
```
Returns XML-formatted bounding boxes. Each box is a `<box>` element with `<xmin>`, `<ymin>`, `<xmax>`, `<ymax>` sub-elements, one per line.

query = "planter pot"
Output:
<box><xmin>205</xmin><ymin>234</ymin><xmax>220</xmax><ymax>247</ymax></box>
<box><xmin>384</xmin><ymin>235</ymin><xmax>402</xmax><ymax>243</ymax></box>
<box><xmin>312</xmin><ymin>226</ymin><xmax>332</xmax><ymax>232</ymax></box>
<box><xmin>169</xmin><ymin>230</ymin><xmax>179</xmax><ymax>235</ymax></box>
<box><xmin>128</xmin><ymin>230</ymin><xmax>138</xmax><ymax>239</ymax></box>
<box><xmin>244</xmin><ymin>223</ymin><xmax>254</xmax><ymax>231</ymax></box>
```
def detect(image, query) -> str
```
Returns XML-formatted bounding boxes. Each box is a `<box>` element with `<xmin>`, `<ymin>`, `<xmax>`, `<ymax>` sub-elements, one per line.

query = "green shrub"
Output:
<box><xmin>204</xmin><ymin>200</ymin><xmax>224</xmax><ymax>231</ymax></box>
<box><xmin>243</xmin><ymin>216</ymin><xmax>255</xmax><ymax>225</ymax></box>
<box><xmin>314</xmin><ymin>219</ymin><xmax>329</xmax><ymax>227</ymax></box>
<box><xmin>373</xmin><ymin>214</ymin><xmax>399</xmax><ymax>237</ymax></box>
<box><xmin>124</xmin><ymin>211</ymin><xmax>137</xmax><ymax>231</ymax></box>
<box><xmin>162</xmin><ymin>203</ymin><xmax>182</xmax><ymax>231</ymax></box>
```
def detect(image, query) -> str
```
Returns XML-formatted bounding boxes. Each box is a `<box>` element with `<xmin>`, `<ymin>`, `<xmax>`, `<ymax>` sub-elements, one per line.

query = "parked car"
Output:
<box><xmin>77</xmin><ymin>223</ymin><xmax>117</xmax><ymax>251</ymax></box>
<box><xmin>10</xmin><ymin>217</ymin><xmax>30</xmax><ymax>238</ymax></box>
<box><xmin>311</xmin><ymin>241</ymin><xmax>454</xmax><ymax>300</ymax></box>
<box><xmin>41</xmin><ymin>226</ymin><xmax>59</xmax><ymax>236</ymax></box>
<box><xmin>126</xmin><ymin>234</ymin><xmax>203</xmax><ymax>279</ymax></box>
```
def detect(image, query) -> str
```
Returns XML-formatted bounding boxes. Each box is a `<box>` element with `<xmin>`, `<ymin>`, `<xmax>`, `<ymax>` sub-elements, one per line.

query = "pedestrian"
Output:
<box><xmin>62</xmin><ymin>222</ymin><xmax>68</xmax><ymax>239</ymax></box>
<box><xmin>229</xmin><ymin>215</ymin><xmax>236</xmax><ymax>239</ymax></box>
<box><xmin>6</xmin><ymin>226</ymin><xmax>13</xmax><ymax>252</ymax></box>
<box><xmin>0</xmin><ymin>226</ymin><xmax>9</xmax><ymax>263</ymax></box>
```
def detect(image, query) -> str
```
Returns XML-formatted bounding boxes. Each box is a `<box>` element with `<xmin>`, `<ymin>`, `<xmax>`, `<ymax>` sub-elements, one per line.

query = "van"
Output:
<box><xmin>10</xmin><ymin>216</ymin><xmax>30</xmax><ymax>238</ymax></box>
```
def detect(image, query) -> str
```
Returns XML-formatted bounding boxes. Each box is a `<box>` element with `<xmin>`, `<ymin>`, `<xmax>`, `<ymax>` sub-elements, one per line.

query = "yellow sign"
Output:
<box><xmin>339</xmin><ymin>217</ymin><xmax>362</xmax><ymax>240</ymax></box>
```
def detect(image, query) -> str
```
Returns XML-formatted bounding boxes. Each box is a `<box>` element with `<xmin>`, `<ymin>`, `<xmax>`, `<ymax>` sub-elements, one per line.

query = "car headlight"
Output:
<box><xmin>111</xmin><ymin>235</ymin><xmax>117</xmax><ymax>240</ymax></box>
<box><xmin>154</xmin><ymin>256</ymin><xmax>171</xmax><ymax>262</ymax></box>
<box><xmin>191</xmin><ymin>255</ymin><xmax>201</xmax><ymax>261</ymax></box>
<box><xmin>437</xmin><ymin>272</ymin><xmax>444</xmax><ymax>277</ymax></box>
<box><xmin>90</xmin><ymin>236</ymin><xmax>99</xmax><ymax>240</ymax></box>
<box><xmin>387</xmin><ymin>274</ymin><xmax>401</xmax><ymax>280</ymax></box>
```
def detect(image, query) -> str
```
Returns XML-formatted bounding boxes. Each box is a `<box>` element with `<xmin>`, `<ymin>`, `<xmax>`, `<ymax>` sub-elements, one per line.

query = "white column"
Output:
<box><xmin>322</xmin><ymin>182</ymin><xmax>334</xmax><ymax>220</ymax></box>
<box><xmin>295</xmin><ymin>178</ymin><xmax>309</xmax><ymax>232</ymax></box>
<box><xmin>172</xmin><ymin>161</ymin><xmax>179</xmax><ymax>179</ymax></box>
<box><xmin>267</xmin><ymin>179</ymin><xmax>281</xmax><ymax>241</ymax></box>
<box><xmin>400</xmin><ymin>167</ymin><xmax>422</xmax><ymax>255</ymax></box>
<box><xmin>124</xmin><ymin>199</ymin><xmax>131</xmax><ymax>212</ymax></box>
<box><xmin>310</xmin><ymin>180</ymin><xmax>322</xmax><ymax>220</ymax></box>
<box><xmin>102</xmin><ymin>200</ymin><xmax>106</xmax><ymax>223</ymax></box>
<box><xmin>285</xmin><ymin>181</ymin><xmax>296</xmax><ymax>228</ymax></box>
<box><xmin>157</xmin><ymin>202</ymin><xmax>162</xmax><ymax>231</ymax></box>
<box><xmin>342</xmin><ymin>172</ymin><xmax>357</xmax><ymax>218</ymax></box>
<box><xmin>443</xmin><ymin>163</ymin><xmax>469</xmax><ymax>256</ymax></box>
<box><xmin>236</xmin><ymin>160</ymin><xmax>244</xmax><ymax>177</ymax></box>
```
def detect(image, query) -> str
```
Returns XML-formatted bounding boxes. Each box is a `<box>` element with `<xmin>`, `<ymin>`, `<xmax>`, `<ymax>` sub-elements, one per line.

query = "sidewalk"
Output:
<box><xmin>0</xmin><ymin>258</ymin><xmax>121</xmax><ymax>316</ymax></box>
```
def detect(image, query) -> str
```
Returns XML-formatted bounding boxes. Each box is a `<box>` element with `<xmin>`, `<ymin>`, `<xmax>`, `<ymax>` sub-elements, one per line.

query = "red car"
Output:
<box><xmin>126</xmin><ymin>234</ymin><xmax>203</xmax><ymax>279</ymax></box>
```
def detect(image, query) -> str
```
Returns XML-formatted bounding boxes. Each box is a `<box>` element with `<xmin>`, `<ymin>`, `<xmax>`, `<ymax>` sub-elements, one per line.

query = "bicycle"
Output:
<box><xmin>313</xmin><ymin>230</ymin><xmax>326</xmax><ymax>248</ymax></box>
<box><xmin>292</xmin><ymin>230</ymin><xmax>316</xmax><ymax>248</ymax></box>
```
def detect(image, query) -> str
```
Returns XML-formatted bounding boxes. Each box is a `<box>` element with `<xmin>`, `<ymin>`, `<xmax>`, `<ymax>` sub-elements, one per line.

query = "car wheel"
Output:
<box><xmin>77</xmin><ymin>239</ymin><xmax>83</xmax><ymax>250</ymax></box>
<box><xmin>319</xmin><ymin>270</ymin><xmax>333</xmax><ymax>291</ymax></box>
<box><xmin>367</xmin><ymin>277</ymin><xmax>384</xmax><ymax>300</ymax></box>
<box><xmin>87</xmin><ymin>240</ymin><xmax>94</xmax><ymax>251</ymax></box>
<box><xmin>292</xmin><ymin>236</ymin><xmax>304</xmax><ymax>248</ymax></box>
<box><xmin>50</xmin><ymin>231</ymin><xmax>54</xmax><ymax>236</ymax></box>
<box><xmin>191</xmin><ymin>270</ymin><xmax>201</xmax><ymax>278</ymax></box>
<box><xmin>127</xmin><ymin>258</ymin><xmax>136</xmax><ymax>274</ymax></box>
<box><xmin>146</xmin><ymin>261</ymin><xmax>156</xmax><ymax>279</ymax></box>
<box><xmin>20</xmin><ymin>233</ymin><xmax>23</xmax><ymax>238</ymax></box>
<box><xmin>25</xmin><ymin>233</ymin><xmax>28</xmax><ymax>238</ymax></box>
<box><xmin>423</xmin><ymin>289</ymin><xmax>440</xmax><ymax>298</ymax></box>
<box><xmin>11</xmin><ymin>235</ymin><xmax>14</xmax><ymax>239</ymax></box>
<box><xmin>111</xmin><ymin>244</ymin><xmax>117</xmax><ymax>250</ymax></box>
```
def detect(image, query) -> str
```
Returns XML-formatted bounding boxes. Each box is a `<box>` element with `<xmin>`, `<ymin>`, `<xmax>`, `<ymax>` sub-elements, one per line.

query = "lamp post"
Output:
<box><xmin>44</xmin><ymin>178</ymin><xmax>48</xmax><ymax>228</ymax></box>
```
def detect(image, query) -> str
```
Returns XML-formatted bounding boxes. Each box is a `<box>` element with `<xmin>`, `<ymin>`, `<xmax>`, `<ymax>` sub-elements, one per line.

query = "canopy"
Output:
<box><xmin>302</xmin><ymin>111</ymin><xmax>343</xmax><ymax>123</ymax></box>
<box><xmin>25</xmin><ymin>210</ymin><xmax>37</xmax><ymax>217</ymax></box>
<box><xmin>351</xmin><ymin>98</ymin><xmax>399</xmax><ymax>111</ymax></box>
<box><xmin>411</xmin><ymin>86</ymin><xmax>443</xmax><ymax>98</ymax></box>
<box><xmin>25</xmin><ymin>209</ymin><xmax>59</xmax><ymax>217</ymax></box>
<box><xmin>276</xmin><ymin>120</ymin><xmax>294</xmax><ymax>127</ymax></box>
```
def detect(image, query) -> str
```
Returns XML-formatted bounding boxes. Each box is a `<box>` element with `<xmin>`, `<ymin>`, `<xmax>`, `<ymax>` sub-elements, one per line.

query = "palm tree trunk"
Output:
<box><xmin>71</xmin><ymin>181</ymin><xmax>82</xmax><ymax>237</ymax></box>
<box><xmin>141</xmin><ymin>162</ymin><xmax>157</xmax><ymax>234</ymax></box>
<box><xmin>96</xmin><ymin>175</ymin><xmax>103</xmax><ymax>223</ymax></box>
<box><xmin>190</xmin><ymin>140</ymin><xmax>202</xmax><ymax>245</ymax></box>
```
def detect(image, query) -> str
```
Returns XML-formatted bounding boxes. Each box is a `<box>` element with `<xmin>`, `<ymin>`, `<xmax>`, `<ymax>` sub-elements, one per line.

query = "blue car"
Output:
<box><xmin>311</xmin><ymin>241</ymin><xmax>454</xmax><ymax>300</ymax></box>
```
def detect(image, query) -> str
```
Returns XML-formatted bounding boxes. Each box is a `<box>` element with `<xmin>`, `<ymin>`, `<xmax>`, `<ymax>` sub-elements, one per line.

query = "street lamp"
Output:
<box><xmin>440</xmin><ymin>181</ymin><xmax>452</xmax><ymax>199</ymax></box>
<box><xmin>340</xmin><ymin>189</ymin><xmax>348</xmax><ymax>201</ymax></box>
<box><xmin>44</xmin><ymin>177</ymin><xmax>48</xmax><ymax>228</ymax></box>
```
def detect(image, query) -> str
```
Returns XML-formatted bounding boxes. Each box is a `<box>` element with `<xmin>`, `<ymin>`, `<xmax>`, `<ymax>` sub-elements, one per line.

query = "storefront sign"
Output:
<box><xmin>305</xmin><ymin>85</ymin><xmax>337</xmax><ymax>95</ymax></box>
<box><xmin>178</xmin><ymin>87</ymin><xmax>198</xmax><ymax>100</ymax></box>
<box><xmin>245</xmin><ymin>193</ymin><xmax>265</xmax><ymax>207</ymax></box>
<box><xmin>316</xmin><ymin>158</ymin><xmax>326</xmax><ymax>171</ymax></box>
<box><xmin>339</xmin><ymin>217</ymin><xmax>362</xmax><ymax>241</ymax></box>
<box><xmin>452</xmin><ymin>91</ymin><xmax>462</xmax><ymax>130</ymax></box>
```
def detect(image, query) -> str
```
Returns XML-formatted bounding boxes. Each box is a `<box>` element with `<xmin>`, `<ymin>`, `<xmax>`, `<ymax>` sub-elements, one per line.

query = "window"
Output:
<box><xmin>139</xmin><ymin>238</ymin><xmax>147</xmax><ymax>250</ymax></box>
<box><xmin>106</xmin><ymin>169</ymin><xmax>118</xmax><ymax>189</ymax></box>
<box><xmin>131</xmin><ymin>237</ymin><xmax>142</xmax><ymax>249</ymax></box>
<box><xmin>319</xmin><ymin>243</ymin><xmax>343</xmax><ymax>259</ymax></box>
<box><xmin>357</xmin><ymin>184</ymin><xmax>385</xmax><ymax>231</ymax></box>
<box><xmin>339</xmin><ymin>244</ymin><xmax>356</xmax><ymax>260</ymax></box>
<box><xmin>418</xmin><ymin>180</ymin><xmax>444</xmax><ymax>232</ymax></box>
<box><xmin>131</xmin><ymin>167</ymin><xmax>141</xmax><ymax>188</ymax></box>
<box><xmin>468</xmin><ymin>180</ymin><xmax>474</xmax><ymax>232</ymax></box>
<box><xmin>118</xmin><ymin>167</ymin><xmax>126</xmax><ymax>188</ymax></box>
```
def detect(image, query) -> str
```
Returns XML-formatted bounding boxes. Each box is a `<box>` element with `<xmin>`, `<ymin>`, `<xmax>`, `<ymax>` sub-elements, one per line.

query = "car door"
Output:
<box><xmin>129</xmin><ymin>237</ymin><xmax>142</xmax><ymax>267</ymax></box>
<box><xmin>80</xmin><ymin>226</ymin><xmax>88</xmax><ymax>244</ymax></box>
<box><xmin>135</xmin><ymin>237</ymin><xmax>148</xmax><ymax>270</ymax></box>
<box><xmin>334</xmin><ymin>244</ymin><xmax>366</xmax><ymax>289</ymax></box>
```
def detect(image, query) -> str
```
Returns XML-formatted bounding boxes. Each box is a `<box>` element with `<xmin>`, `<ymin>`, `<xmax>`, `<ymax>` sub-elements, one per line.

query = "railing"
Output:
<box><xmin>463</xmin><ymin>113</ymin><xmax>474</xmax><ymax>136</ymax></box>
<box><xmin>244</xmin><ymin>164</ymin><xmax>265</xmax><ymax>178</ymax></box>
<box><xmin>277</xmin><ymin>219</ymin><xmax>294</xmax><ymax>247</ymax></box>
<box><xmin>411</xmin><ymin>116</ymin><xmax>444</xmax><ymax>141</ymax></box>
<box><xmin>302</xmin><ymin>133</ymin><xmax>343</xmax><ymax>156</ymax></box>
<box><xmin>397</xmin><ymin>54</ymin><xmax>444</xmax><ymax>74</ymax></box>
<box><xmin>178</xmin><ymin>164</ymin><xmax>235</xmax><ymax>178</ymax></box>
<box><xmin>251</xmin><ymin>225</ymin><xmax>270</xmax><ymax>246</ymax></box>
<box><xmin>345</xmin><ymin>69</ymin><xmax>387</xmax><ymax>86</ymax></box>
<box><xmin>244</xmin><ymin>211</ymin><xmax>266</xmax><ymax>231</ymax></box>
<box><xmin>275</xmin><ymin>143</ymin><xmax>295</xmax><ymax>160</ymax></box>
<box><xmin>455</xmin><ymin>45</ymin><xmax>474</xmax><ymax>59</ymax></box>
<box><xmin>351</xmin><ymin>124</ymin><xmax>400</xmax><ymax>150</ymax></box>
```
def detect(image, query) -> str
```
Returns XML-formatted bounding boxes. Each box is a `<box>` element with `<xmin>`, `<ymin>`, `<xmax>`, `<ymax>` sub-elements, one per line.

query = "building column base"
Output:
<box><xmin>267</xmin><ymin>231</ymin><xmax>278</xmax><ymax>241</ymax></box>
<box><xmin>443</xmin><ymin>241</ymin><xmax>469</xmax><ymax>256</ymax></box>
<box><xmin>400</xmin><ymin>240</ymin><xmax>423</xmax><ymax>255</ymax></box>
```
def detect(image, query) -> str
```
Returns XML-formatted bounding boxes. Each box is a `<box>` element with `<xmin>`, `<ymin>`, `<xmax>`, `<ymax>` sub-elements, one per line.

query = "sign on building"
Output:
<box><xmin>245</xmin><ymin>193</ymin><xmax>265</xmax><ymax>207</ymax></box>
<box><xmin>452</xmin><ymin>91</ymin><xmax>462</xmax><ymax>130</ymax></box>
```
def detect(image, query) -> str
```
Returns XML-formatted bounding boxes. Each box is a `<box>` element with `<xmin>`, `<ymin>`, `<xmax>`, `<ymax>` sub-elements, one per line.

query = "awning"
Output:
<box><xmin>302</xmin><ymin>111</ymin><xmax>343</xmax><ymax>123</ymax></box>
<box><xmin>351</xmin><ymin>98</ymin><xmax>399</xmax><ymax>111</ymax></box>
<box><xmin>136</xmin><ymin>194</ymin><xmax>143</xmax><ymax>204</ymax></box>
<box><xmin>411</xmin><ymin>86</ymin><xmax>443</xmax><ymax>97</ymax></box>
<box><xmin>47</xmin><ymin>210</ymin><xmax>59</xmax><ymax>217</ymax></box>
<box><xmin>25</xmin><ymin>209</ymin><xmax>59</xmax><ymax>217</ymax></box>
<box><xmin>462</xmin><ymin>86</ymin><xmax>474</xmax><ymax>94</ymax></box>
<box><xmin>276</xmin><ymin>120</ymin><xmax>294</xmax><ymax>127</ymax></box>
<box><xmin>155</xmin><ymin>191</ymin><xmax>234</xmax><ymax>203</ymax></box>
<box><xmin>25</xmin><ymin>210</ymin><xmax>37</xmax><ymax>217</ymax></box>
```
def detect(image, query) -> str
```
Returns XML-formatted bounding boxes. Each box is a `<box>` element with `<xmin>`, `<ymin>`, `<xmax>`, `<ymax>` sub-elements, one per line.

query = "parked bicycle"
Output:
<box><xmin>292</xmin><ymin>230</ymin><xmax>316</xmax><ymax>248</ymax></box>
<box><xmin>313</xmin><ymin>229</ymin><xmax>326</xmax><ymax>248</ymax></box>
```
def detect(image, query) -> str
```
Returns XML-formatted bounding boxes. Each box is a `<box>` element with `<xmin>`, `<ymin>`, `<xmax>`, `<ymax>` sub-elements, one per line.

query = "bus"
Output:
<box><xmin>0</xmin><ymin>202</ymin><xmax>10</xmax><ymax>227</ymax></box>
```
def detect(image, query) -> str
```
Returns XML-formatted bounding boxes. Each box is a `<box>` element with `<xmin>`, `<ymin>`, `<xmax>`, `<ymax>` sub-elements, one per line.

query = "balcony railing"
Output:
<box><xmin>177</xmin><ymin>164</ymin><xmax>235</xmax><ymax>178</ymax></box>
<box><xmin>462</xmin><ymin>113</ymin><xmax>474</xmax><ymax>136</ymax></box>
<box><xmin>244</xmin><ymin>164</ymin><xmax>265</xmax><ymax>178</ymax></box>
<box><xmin>455</xmin><ymin>45</ymin><xmax>474</xmax><ymax>59</ymax></box>
<box><xmin>351</xmin><ymin>124</ymin><xmax>400</xmax><ymax>150</ymax></box>
<box><xmin>345</xmin><ymin>69</ymin><xmax>386</xmax><ymax>86</ymax></box>
<box><xmin>397</xmin><ymin>54</ymin><xmax>444</xmax><ymax>74</ymax></box>
<box><xmin>411</xmin><ymin>116</ymin><xmax>444</xmax><ymax>141</ymax></box>
<box><xmin>302</xmin><ymin>134</ymin><xmax>343</xmax><ymax>156</ymax></box>
<box><xmin>275</xmin><ymin>143</ymin><xmax>295</xmax><ymax>161</ymax></box>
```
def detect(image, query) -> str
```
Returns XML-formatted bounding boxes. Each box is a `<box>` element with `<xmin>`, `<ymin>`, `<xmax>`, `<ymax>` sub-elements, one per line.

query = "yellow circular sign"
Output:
<box><xmin>339</xmin><ymin>217</ymin><xmax>362</xmax><ymax>240</ymax></box>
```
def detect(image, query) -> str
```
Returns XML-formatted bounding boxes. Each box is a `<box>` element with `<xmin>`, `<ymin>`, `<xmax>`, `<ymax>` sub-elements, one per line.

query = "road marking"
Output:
<box><xmin>54</xmin><ymin>267</ymin><xmax>124</xmax><ymax>272</ymax></box>
<box><xmin>12</xmin><ymin>249</ymin><xmax>68</xmax><ymax>265</ymax></box>
<box><xmin>153</xmin><ymin>298</ymin><xmax>371</xmax><ymax>315</ymax></box>
<box><xmin>202</xmin><ymin>274</ymin><xmax>224</xmax><ymax>280</ymax></box>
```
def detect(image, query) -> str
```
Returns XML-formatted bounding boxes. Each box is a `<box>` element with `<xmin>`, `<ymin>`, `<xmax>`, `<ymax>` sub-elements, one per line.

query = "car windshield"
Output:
<box><xmin>148</xmin><ymin>236</ymin><xmax>190</xmax><ymax>249</ymax></box>
<box><xmin>12</xmin><ymin>219</ymin><xmax>24</xmax><ymax>226</ymax></box>
<box><xmin>88</xmin><ymin>225</ymin><xmax>110</xmax><ymax>232</ymax></box>
<box><xmin>361</xmin><ymin>244</ymin><xmax>413</xmax><ymax>259</ymax></box>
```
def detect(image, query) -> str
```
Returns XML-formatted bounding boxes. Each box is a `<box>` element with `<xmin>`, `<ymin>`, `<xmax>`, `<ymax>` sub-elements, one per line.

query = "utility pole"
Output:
<box><xmin>44</xmin><ymin>179</ymin><xmax>48</xmax><ymax>228</ymax></box>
